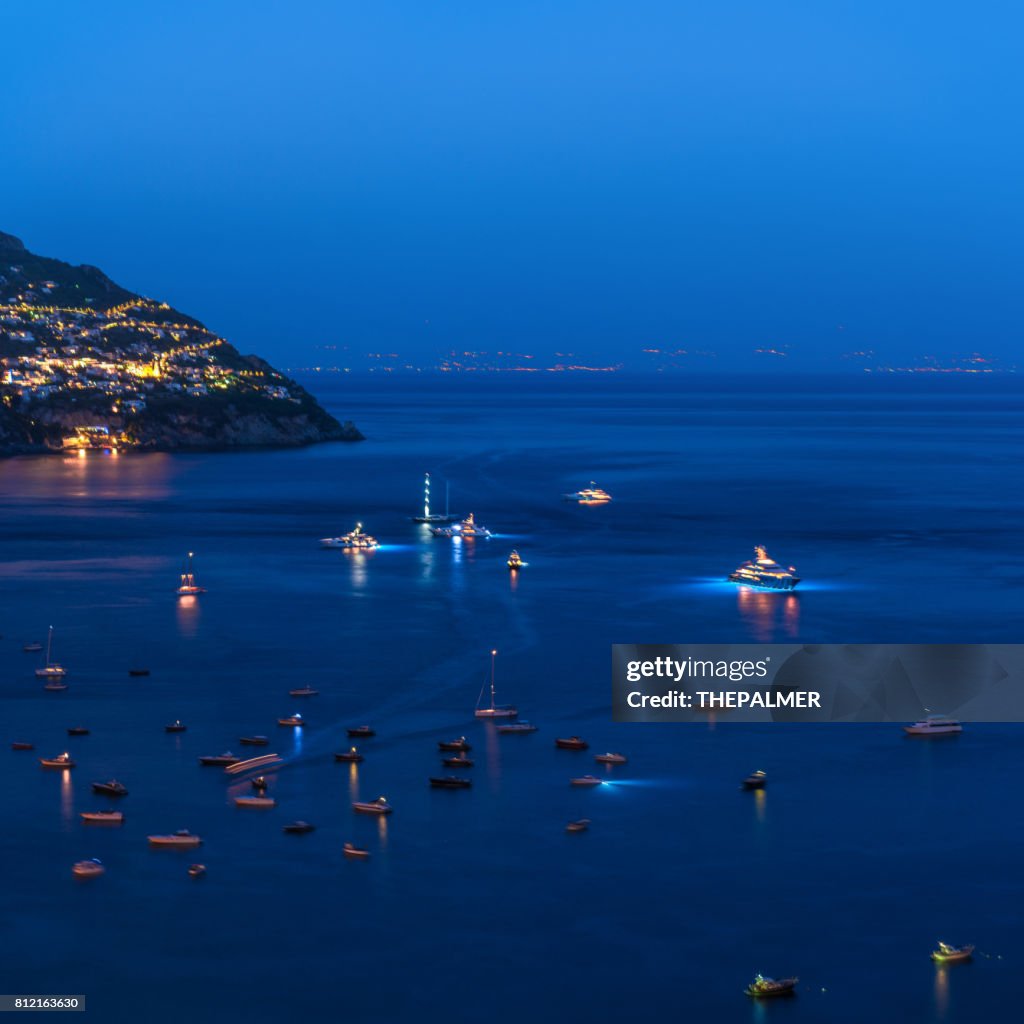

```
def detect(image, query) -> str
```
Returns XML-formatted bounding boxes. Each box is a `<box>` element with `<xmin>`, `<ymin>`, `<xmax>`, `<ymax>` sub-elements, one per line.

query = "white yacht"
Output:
<box><xmin>475</xmin><ymin>649</ymin><xmax>518</xmax><ymax>719</ymax></box>
<box><xmin>431</xmin><ymin>513</ymin><xmax>493</xmax><ymax>539</ymax></box>
<box><xmin>321</xmin><ymin>522</ymin><xmax>378</xmax><ymax>550</ymax></box>
<box><xmin>904</xmin><ymin>715</ymin><xmax>962</xmax><ymax>736</ymax></box>
<box><xmin>35</xmin><ymin>626</ymin><xmax>67</xmax><ymax>680</ymax></box>
<box><xmin>562</xmin><ymin>481</ymin><xmax>612</xmax><ymax>503</ymax></box>
<box><xmin>148</xmin><ymin>830</ymin><xmax>203</xmax><ymax>848</ymax></box>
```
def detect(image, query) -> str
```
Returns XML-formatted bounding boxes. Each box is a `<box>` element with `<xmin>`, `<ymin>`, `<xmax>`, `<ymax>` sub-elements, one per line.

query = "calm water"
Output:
<box><xmin>1</xmin><ymin>376</ymin><xmax>1021</xmax><ymax>1022</ymax></box>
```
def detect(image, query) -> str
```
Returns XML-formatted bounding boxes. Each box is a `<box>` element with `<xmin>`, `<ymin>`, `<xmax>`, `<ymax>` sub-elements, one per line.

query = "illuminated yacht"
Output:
<box><xmin>411</xmin><ymin>472</ymin><xmax>459</xmax><ymax>524</ymax></box>
<box><xmin>904</xmin><ymin>715</ymin><xmax>962</xmax><ymax>736</ymax></box>
<box><xmin>431</xmin><ymin>513</ymin><xmax>493</xmax><ymax>539</ymax></box>
<box><xmin>507</xmin><ymin>550</ymin><xmax>526</xmax><ymax>571</ymax></box>
<box><xmin>40</xmin><ymin>752</ymin><xmax>75</xmax><ymax>769</ymax></box>
<box><xmin>475</xmin><ymin>650</ymin><xmax>518</xmax><ymax>719</ymax></box>
<box><xmin>728</xmin><ymin>546</ymin><xmax>800</xmax><ymax>591</ymax></box>
<box><xmin>35</xmin><ymin>626</ymin><xmax>67</xmax><ymax>680</ymax></box>
<box><xmin>321</xmin><ymin>522</ymin><xmax>379</xmax><ymax>550</ymax></box>
<box><xmin>352</xmin><ymin>796</ymin><xmax>392</xmax><ymax>815</ymax></box>
<box><xmin>176</xmin><ymin>552</ymin><xmax>206</xmax><ymax>596</ymax></box>
<box><xmin>563</xmin><ymin>481</ymin><xmax>612</xmax><ymax>503</ymax></box>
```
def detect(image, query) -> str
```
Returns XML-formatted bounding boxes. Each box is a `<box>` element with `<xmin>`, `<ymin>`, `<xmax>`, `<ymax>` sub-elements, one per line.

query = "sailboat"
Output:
<box><xmin>176</xmin><ymin>552</ymin><xmax>206</xmax><ymax>596</ymax></box>
<box><xmin>35</xmin><ymin>626</ymin><xmax>68</xmax><ymax>681</ymax></box>
<box><xmin>412</xmin><ymin>472</ymin><xmax>459</xmax><ymax>524</ymax></box>
<box><xmin>474</xmin><ymin>649</ymin><xmax>518</xmax><ymax>719</ymax></box>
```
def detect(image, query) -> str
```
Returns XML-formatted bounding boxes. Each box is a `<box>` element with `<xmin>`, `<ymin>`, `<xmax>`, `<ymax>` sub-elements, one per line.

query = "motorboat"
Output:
<box><xmin>128</xmin><ymin>668</ymin><xmax>150</xmax><ymax>677</ymax></box>
<box><xmin>347</xmin><ymin>725</ymin><xmax>375</xmax><ymax>738</ymax></box>
<box><xmin>411</xmin><ymin>472</ymin><xmax>459</xmax><ymax>524</ymax></box>
<box><xmin>566</xmin><ymin>819</ymin><xmax>591</xmax><ymax>833</ymax></box>
<box><xmin>23</xmin><ymin>641</ymin><xmax>43</xmax><ymax>653</ymax></box>
<box><xmin>729</xmin><ymin>547</ymin><xmax>800</xmax><ymax>591</ymax></box>
<box><xmin>40</xmin><ymin>752</ymin><xmax>75</xmax><ymax>769</ymax></box>
<box><xmin>188</xmin><ymin>864</ymin><xmax>206</xmax><ymax>878</ymax></box>
<box><xmin>72</xmin><ymin>859</ymin><xmax>105</xmax><ymax>878</ymax></box>
<box><xmin>334</xmin><ymin>747</ymin><xmax>364</xmax><ymax>763</ymax></box>
<box><xmin>745</xmin><ymin>975</ymin><xmax>797</xmax><ymax>998</ymax></box>
<box><xmin>343</xmin><ymin>842</ymin><xmax>371</xmax><ymax>859</ymax></box>
<box><xmin>507</xmin><ymin>550</ymin><xmax>527</xmax><ymax>570</ymax></box>
<box><xmin>283</xmin><ymin>821</ymin><xmax>316</xmax><ymax>834</ymax></box>
<box><xmin>92</xmin><ymin>780</ymin><xmax>128</xmax><ymax>797</ymax></box>
<box><xmin>497</xmin><ymin>721</ymin><xmax>537</xmax><ymax>734</ymax></box>
<box><xmin>165</xmin><ymin>720</ymin><xmax>187</xmax><ymax>733</ymax></box>
<box><xmin>555</xmin><ymin>736</ymin><xmax>589</xmax><ymax>750</ymax></box>
<box><xmin>437</xmin><ymin>737</ymin><xmax>471</xmax><ymax>752</ymax></box>
<box><xmin>67</xmin><ymin>727</ymin><xmax>89</xmax><ymax>737</ymax></box>
<box><xmin>148</xmin><ymin>830</ymin><xmax>202</xmax><ymax>848</ymax></box>
<box><xmin>429</xmin><ymin>776</ymin><xmax>472</xmax><ymax>789</ymax></box>
<box><xmin>277</xmin><ymin>714</ymin><xmax>305</xmax><ymax>727</ymax></box>
<box><xmin>11</xmin><ymin>741</ymin><xmax>34</xmax><ymax>751</ymax></box>
<box><xmin>81</xmin><ymin>810</ymin><xmax>124</xmax><ymax>824</ymax></box>
<box><xmin>562</xmin><ymin>482</ymin><xmax>612</xmax><ymax>503</ymax></box>
<box><xmin>430</xmin><ymin>513</ymin><xmax>493</xmax><ymax>539</ymax></box>
<box><xmin>234</xmin><ymin>795</ymin><xmax>276</xmax><ymax>809</ymax></box>
<box><xmin>176</xmin><ymin>551</ymin><xmax>207</xmax><ymax>596</ymax></box>
<box><xmin>320</xmin><ymin>522</ymin><xmax>379</xmax><ymax>550</ymax></box>
<box><xmin>35</xmin><ymin>626</ymin><xmax>67</xmax><ymax>679</ymax></box>
<box><xmin>742</xmin><ymin>770</ymin><xmax>768</xmax><ymax>790</ymax></box>
<box><xmin>570</xmin><ymin>775</ymin><xmax>604</xmax><ymax>787</ymax></box>
<box><xmin>930</xmin><ymin>942</ymin><xmax>974</xmax><ymax>964</ymax></box>
<box><xmin>288</xmin><ymin>685</ymin><xmax>319</xmax><ymax>697</ymax></box>
<box><xmin>198</xmin><ymin>752</ymin><xmax>240</xmax><ymax>766</ymax></box>
<box><xmin>594</xmin><ymin>752</ymin><xmax>627</xmax><ymax>765</ymax></box>
<box><xmin>442</xmin><ymin>756</ymin><xmax>474</xmax><ymax>768</ymax></box>
<box><xmin>475</xmin><ymin>650</ymin><xmax>518</xmax><ymax>719</ymax></box>
<box><xmin>352</xmin><ymin>797</ymin><xmax>392</xmax><ymax>815</ymax></box>
<box><xmin>240</xmin><ymin>735</ymin><xmax>270</xmax><ymax>746</ymax></box>
<box><xmin>904</xmin><ymin>715</ymin><xmax>962</xmax><ymax>736</ymax></box>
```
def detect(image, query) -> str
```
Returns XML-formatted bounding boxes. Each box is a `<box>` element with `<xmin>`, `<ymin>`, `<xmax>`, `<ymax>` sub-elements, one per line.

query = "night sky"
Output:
<box><xmin>6</xmin><ymin>1</ymin><xmax>1022</xmax><ymax>367</ymax></box>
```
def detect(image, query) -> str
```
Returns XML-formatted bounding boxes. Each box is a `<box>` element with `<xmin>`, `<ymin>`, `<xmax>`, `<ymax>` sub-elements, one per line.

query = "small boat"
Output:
<box><xmin>278</xmin><ymin>714</ymin><xmax>305</xmax><ymax>727</ymax></box>
<box><xmin>570</xmin><ymin>775</ymin><xmax>604</xmax><ymax>787</ymax></box>
<box><xmin>81</xmin><ymin>810</ymin><xmax>124</xmax><ymax>824</ymax></box>
<box><xmin>497</xmin><ymin>721</ymin><xmax>538</xmax><ymax>734</ymax></box>
<box><xmin>11</xmin><ymin>741</ymin><xmax>34</xmax><ymax>751</ymax></box>
<box><xmin>251</xmin><ymin>776</ymin><xmax>268</xmax><ymax>791</ymax></box>
<box><xmin>23</xmin><ymin>641</ymin><xmax>43</xmax><ymax>653</ymax></box>
<box><xmin>320</xmin><ymin>522</ymin><xmax>379</xmax><ymax>550</ymax></box>
<box><xmin>904</xmin><ymin>715</ymin><xmax>963</xmax><ymax>737</ymax></box>
<box><xmin>429</xmin><ymin>776</ymin><xmax>472</xmax><ymax>789</ymax></box>
<box><xmin>67</xmin><ymin>727</ymin><xmax>90</xmax><ymax>737</ymax></box>
<box><xmin>555</xmin><ymin>736</ymin><xmax>589</xmax><ymax>750</ymax></box>
<box><xmin>128</xmin><ymin>668</ymin><xmax>150</xmax><ymax>677</ymax></box>
<box><xmin>475</xmin><ymin>650</ymin><xmax>518</xmax><ymax>719</ymax></box>
<box><xmin>352</xmin><ymin>796</ymin><xmax>392</xmax><ymax>815</ymax></box>
<box><xmin>72</xmin><ymin>858</ymin><xmax>105</xmax><ymax>878</ymax></box>
<box><xmin>176</xmin><ymin>551</ymin><xmax>206</xmax><ymax>596</ymax></box>
<box><xmin>40</xmin><ymin>752</ymin><xmax>75</xmax><ymax>769</ymax></box>
<box><xmin>729</xmin><ymin>546</ymin><xmax>800</xmax><ymax>591</ymax></box>
<box><xmin>288</xmin><ymin>685</ymin><xmax>319</xmax><ymax>697</ymax></box>
<box><xmin>430</xmin><ymin>512</ymin><xmax>493</xmax><ymax>539</ymax></box>
<box><xmin>347</xmin><ymin>725</ymin><xmax>375</xmax><ymax>738</ymax></box>
<box><xmin>147</xmin><ymin>830</ymin><xmax>202</xmax><ymax>848</ymax></box>
<box><xmin>745</xmin><ymin>975</ymin><xmax>798</xmax><ymax>998</ymax></box>
<box><xmin>566</xmin><ymin>818</ymin><xmax>591</xmax><ymax>833</ymax></box>
<box><xmin>343</xmin><ymin>842</ymin><xmax>371</xmax><ymax>859</ymax></box>
<box><xmin>35</xmin><ymin>626</ymin><xmax>68</xmax><ymax>679</ymax></box>
<box><xmin>164</xmin><ymin>720</ymin><xmax>187</xmax><ymax>733</ymax></box>
<box><xmin>411</xmin><ymin>472</ymin><xmax>460</xmax><ymax>524</ymax></box>
<box><xmin>930</xmin><ymin>942</ymin><xmax>974</xmax><ymax>964</ymax></box>
<box><xmin>234</xmin><ymin>795</ymin><xmax>276</xmax><ymax>808</ymax></box>
<box><xmin>562</xmin><ymin>482</ymin><xmax>612</xmax><ymax>503</ymax></box>
<box><xmin>43</xmin><ymin>679</ymin><xmax>69</xmax><ymax>691</ymax></box>
<box><xmin>92</xmin><ymin>780</ymin><xmax>128</xmax><ymax>797</ymax></box>
<box><xmin>507</xmin><ymin>550</ymin><xmax>527</xmax><ymax>570</ymax></box>
<box><xmin>594</xmin><ymin>752</ymin><xmax>627</xmax><ymax>765</ymax></box>
<box><xmin>334</xmin><ymin>747</ymin><xmax>364</xmax><ymax>763</ymax></box>
<box><xmin>283</xmin><ymin>821</ymin><xmax>316</xmax><ymax>834</ymax></box>
<box><xmin>198</xmin><ymin>752</ymin><xmax>240</xmax><ymax>766</ymax></box>
<box><xmin>742</xmin><ymin>770</ymin><xmax>768</xmax><ymax>790</ymax></box>
<box><xmin>438</xmin><ymin>737</ymin><xmax>471</xmax><ymax>752</ymax></box>
<box><xmin>240</xmin><ymin>735</ymin><xmax>270</xmax><ymax>746</ymax></box>
<box><xmin>188</xmin><ymin>863</ymin><xmax>206</xmax><ymax>878</ymax></box>
<box><xmin>442</xmin><ymin>755</ymin><xmax>474</xmax><ymax>768</ymax></box>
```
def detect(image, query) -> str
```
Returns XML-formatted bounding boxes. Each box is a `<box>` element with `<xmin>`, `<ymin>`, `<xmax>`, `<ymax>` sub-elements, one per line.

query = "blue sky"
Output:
<box><xmin>4</xmin><ymin>1</ymin><xmax>1022</xmax><ymax>367</ymax></box>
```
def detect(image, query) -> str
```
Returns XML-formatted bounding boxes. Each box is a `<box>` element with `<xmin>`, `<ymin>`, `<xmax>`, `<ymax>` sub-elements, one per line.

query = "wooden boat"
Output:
<box><xmin>497</xmin><ymin>721</ymin><xmax>537</xmax><ymax>734</ymax></box>
<box><xmin>745</xmin><ymin>975</ymin><xmax>797</xmax><ymax>998</ymax></box>
<box><xmin>92</xmin><ymin>780</ymin><xmax>128</xmax><ymax>796</ymax></box>
<box><xmin>334</xmin><ymin>747</ymin><xmax>364</xmax><ymax>763</ymax></box>
<box><xmin>277</xmin><ymin>715</ymin><xmax>305</xmax><ymax>727</ymax></box>
<box><xmin>438</xmin><ymin>737</ymin><xmax>470</xmax><ymax>752</ymax></box>
<box><xmin>188</xmin><ymin>864</ymin><xmax>206</xmax><ymax>878</ymax></box>
<box><xmin>11</xmin><ymin>741</ymin><xmax>34</xmax><ymax>751</ymax></box>
<box><xmin>555</xmin><ymin>736</ymin><xmax>589</xmax><ymax>750</ymax></box>
<box><xmin>343</xmin><ymin>842</ymin><xmax>371</xmax><ymax>859</ymax></box>
<box><xmin>347</xmin><ymin>725</ymin><xmax>375</xmax><ymax>738</ymax></box>
<box><xmin>570</xmin><ymin>775</ymin><xmax>604</xmax><ymax>787</ymax></box>
<box><xmin>148</xmin><ymin>830</ymin><xmax>202</xmax><ymax>848</ymax></box>
<box><xmin>442</xmin><ymin>755</ymin><xmax>474</xmax><ymax>768</ymax></box>
<box><xmin>81</xmin><ymin>810</ymin><xmax>124</xmax><ymax>824</ymax></box>
<box><xmin>283</xmin><ymin>821</ymin><xmax>316</xmax><ymax>834</ymax></box>
<box><xmin>40</xmin><ymin>753</ymin><xmax>75</xmax><ymax>769</ymax></box>
<box><xmin>72</xmin><ymin>858</ymin><xmax>105</xmax><ymax>878</ymax></box>
<box><xmin>742</xmin><ymin>770</ymin><xmax>767</xmax><ymax>790</ymax></box>
<box><xmin>67</xmin><ymin>727</ymin><xmax>90</xmax><ymax>737</ymax></box>
<box><xmin>352</xmin><ymin>797</ymin><xmax>392</xmax><ymax>815</ymax></box>
<box><xmin>234</xmin><ymin>795</ymin><xmax>276</xmax><ymax>809</ymax></box>
<box><xmin>198</xmin><ymin>752</ymin><xmax>240</xmax><ymax>766</ymax></box>
<box><xmin>164</xmin><ymin>720</ymin><xmax>187</xmax><ymax>733</ymax></box>
<box><xmin>429</xmin><ymin>776</ymin><xmax>472</xmax><ymax>789</ymax></box>
<box><xmin>566</xmin><ymin>819</ymin><xmax>591</xmax><ymax>833</ymax></box>
<box><xmin>931</xmin><ymin>942</ymin><xmax>974</xmax><ymax>964</ymax></box>
<box><xmin>594</xmin><ymin>752</ymin><xmax>627</xmax><ymax>764</ymax></box>
<box><xmin>475</xmin><ymin>650</ymin><xmax>518</xmax><ymax>718</ymax></box>
<box><xmin>128</xmin><ymin>668</ymin><xmax>150</xmax><ymax>677</ymax></box>
<box><xmin>240</xmin><ymin>735</ymin><xmax>270</xmax><ymax>746</ymax></box>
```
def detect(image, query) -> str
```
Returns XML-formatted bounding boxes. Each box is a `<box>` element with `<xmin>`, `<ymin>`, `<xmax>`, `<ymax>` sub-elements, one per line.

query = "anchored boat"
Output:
<box><xmin>475</xmin><ymin>650</ymin><xmax>518</xmax><ymax>719</ymax></box>
<box><xmin>728</xmin><ymin>546</ymin><xmax>800</xmax><ymax>591</ymax></box>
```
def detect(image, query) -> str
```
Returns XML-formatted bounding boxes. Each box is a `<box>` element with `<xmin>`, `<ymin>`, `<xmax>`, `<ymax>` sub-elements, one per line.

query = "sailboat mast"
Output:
<box><xmin>424</xmin><ymin>473</ymin><xmax>430</xmax><ymax>519</ymax></box>
<box><xmin>490</xmin><ymin>649</ymin><xmax>497</xmax><ymax>710</ymax></box>
<box><xmin>46</xmin><ymin>626</ymin><xmax>53</xmax><ymax>667</ymax></box>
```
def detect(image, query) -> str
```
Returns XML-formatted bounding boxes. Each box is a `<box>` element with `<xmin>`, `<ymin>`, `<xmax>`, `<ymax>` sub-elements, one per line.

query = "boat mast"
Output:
<box><xmin>490</xmin><ymin>649</ymin><xmax>497</xmax><ymax>711</ymax></box>
<box><xmin>424</xmin><ymin>473</ymin><xmax>431</xmax><ymax>519</ymax></box>
<box><xmin>45</xmin><ymin>625</ymin><xmax>53</xmax><ymax>668</ymax></box>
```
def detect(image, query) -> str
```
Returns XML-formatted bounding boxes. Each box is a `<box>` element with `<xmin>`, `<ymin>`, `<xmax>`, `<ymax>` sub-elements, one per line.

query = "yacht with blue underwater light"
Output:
<box><xmin>411</xmin><ymin>472</ymin><xmax>459</xmax><ymax>524</ymax></box>
<box><xmin>321</xmin><ymin>522</ymin><xmax>378</xmax><ymax>550</ymax></box>
<box><xmin>431</xmin><ymin>512</ymin><xmax>493</xmax><ymax>538</ymax></box>
<box><xmin>728</xmin><ymin>546</ymin><xmax>800</xmax><ymax>590</ymax></box>
<box><xmin>562</xmin><ymin>481</ymin><xmax>612</xmax><ymax>503</ymax></box>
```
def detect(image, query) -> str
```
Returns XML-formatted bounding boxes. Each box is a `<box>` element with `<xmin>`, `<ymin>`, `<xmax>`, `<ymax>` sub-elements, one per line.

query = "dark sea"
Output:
<box><xmin>1</xmin><ymin>375</ymin><xmax>1021</xmax><ymax>1023</ymax></box>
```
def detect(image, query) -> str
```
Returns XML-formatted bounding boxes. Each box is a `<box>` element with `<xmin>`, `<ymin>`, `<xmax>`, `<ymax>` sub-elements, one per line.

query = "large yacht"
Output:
<box><xmin>904</xmin><ymin>715</ymin><xmax>962</xmax><ymax>736</ymax></box>
<box><xmin>411</xmin><ymin>472</ymin><xmax>459</xmax><ymax>524</ymax></box>
<box><xmin>321</xmin><ymin>522</ymin><xmax>379</xmax><ymax>550</ymax></box>
<box><xmin>563</xmin><ymin>482</ymin><xmax>612</xmax><ymax>503</ymax></box>
<box><xmin>431</xmin><ymin>513</ymin><xmax>493</xmax><ymax>539</ymax></box>
<box><xmin>728</xmin><ymin>546</ymin><xmax>800</xmax><ymax>590</ymax></box>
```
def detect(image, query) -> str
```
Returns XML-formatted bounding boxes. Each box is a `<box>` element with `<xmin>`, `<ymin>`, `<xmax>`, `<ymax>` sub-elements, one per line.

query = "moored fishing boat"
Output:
<box><xmin>81</xmin><ymin>810</ymin><xmax>124</xmax><ymax>824</ymax></box>
<box><xmin>442</xmin><ymin>755</ymin><xmax>474</xmax><ymax>768</ymax></box>
<box><xmin>334</xmin><ymin>747</ymin><xmax>364</xmax><ymax>763</ymax></box>
<box><xmin>594</xmin><ymin>752</ymin><xmax>627</xmax><ymax>764</ymax></box>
